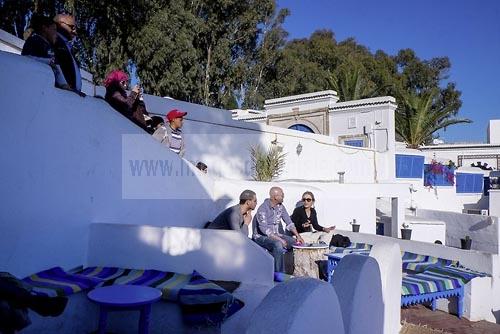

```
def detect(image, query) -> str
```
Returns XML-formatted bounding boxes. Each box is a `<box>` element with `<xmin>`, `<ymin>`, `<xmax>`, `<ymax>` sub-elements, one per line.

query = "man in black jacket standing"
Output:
<box><xmin>53</xmin><ymin>14</ymin><xmax>83</xmax><ymax>95</ymax></box>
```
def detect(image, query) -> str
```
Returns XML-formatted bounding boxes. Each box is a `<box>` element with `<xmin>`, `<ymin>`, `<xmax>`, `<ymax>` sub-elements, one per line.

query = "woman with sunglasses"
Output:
<box><xmin>291</xmin><ymin>191</ymin><xmax>335</xmax><ymax>233</ymax></box>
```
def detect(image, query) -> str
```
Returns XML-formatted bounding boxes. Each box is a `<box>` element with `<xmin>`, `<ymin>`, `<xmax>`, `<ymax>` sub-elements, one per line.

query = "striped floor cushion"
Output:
<box><xmin>76</xmin><ymin>267</ymin><xmax>191</xmax><ymax>301</ymax></box>
<box><xmin>329</xmin><ymin>243</ymin><xmax>372</xmax><ymax>255</ymax></box>
<box><xmin>178</xmin><ymin>270</ymin><xmax>244</xmax><ymax>325</ymax></box>
<box><xmin>402</xmin><ymin>252</ymin><xmax>457</xmax><ymax>273</ymax></box>
<box><xmin>22</xmin><ymin>267</ymin><xmax>103</xmax><ymax>297</ymax></box>
<box><xmin>423</xmin><ymin>265</ymin><xmax>488</xmax><ymax>285</ymax></box>
<box><xmin>402</xmin><ymin>271</ymin><xmax>463</xmax><ymax>296</ymax></box>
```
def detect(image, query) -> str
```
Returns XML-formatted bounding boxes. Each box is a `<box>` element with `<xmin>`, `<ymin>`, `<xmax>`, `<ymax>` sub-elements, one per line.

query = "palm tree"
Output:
<box><xmin>327</xmin><ymin>64</ymin><xmax>386</xmax><ymax>101</ymax></box>
<box><xmin>395</xmin><ymin>89</ymin><xmax>471</xmax><ymax>149</ymax></box>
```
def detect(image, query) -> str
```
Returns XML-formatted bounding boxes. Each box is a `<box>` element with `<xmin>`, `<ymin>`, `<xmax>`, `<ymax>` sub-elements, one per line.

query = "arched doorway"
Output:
<box><xmin>288</xmin><ymin>124</ymin><xmax>314</xmax><ymax>133</ymax></box>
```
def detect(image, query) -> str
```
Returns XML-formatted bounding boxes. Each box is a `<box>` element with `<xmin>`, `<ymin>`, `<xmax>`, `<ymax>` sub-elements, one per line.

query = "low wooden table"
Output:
<box><xmin>87</xmin><ymin>285</ymin><xmax>162</xmax><ymax>334</ymax></box>
<box><xmin>292</xmin><ymin>243</ymin><xmax>329</xmax><ymax>279</ymax></box>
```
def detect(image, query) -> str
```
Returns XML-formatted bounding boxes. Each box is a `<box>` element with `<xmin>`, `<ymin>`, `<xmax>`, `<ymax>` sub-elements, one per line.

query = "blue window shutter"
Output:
<box><xmin>456</xmin><ymin>173</ymin><xmax>466</xmax><ymax>193</ymax></box>
<box><xmin>456</xmin><ymin>173</ymin><xmax>484</xmax><ymax>193</ymax></box>
<box><xmin>344</xmin><ymin>139</ymin><xmax>364</xmax><ymax>147</ymax></box>
<box><xmin>396</xmin><ymin>154</ymin><xmax>424</xmax><ymax>179</ymax></box>
<box><xmin>473</xmin><ymin>174</ymin><xmax>484</xmax><ymax>193</ymax></box>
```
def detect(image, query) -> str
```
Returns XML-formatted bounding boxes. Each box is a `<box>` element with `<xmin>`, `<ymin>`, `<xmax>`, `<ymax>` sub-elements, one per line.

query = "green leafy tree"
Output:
<box><xmin>243</xmin><ymin>7</ymin><xmax>289</xmax><ymax>109</ymax></box>
<box><xmin>130</xmin><ymin>0</ymin><xmax>284</xmax><ymax>107</ymax></box>
<box><xmin>74</xmin><ymin>0</ymin><xmax>149</xmax><ymax>80</ymax></box>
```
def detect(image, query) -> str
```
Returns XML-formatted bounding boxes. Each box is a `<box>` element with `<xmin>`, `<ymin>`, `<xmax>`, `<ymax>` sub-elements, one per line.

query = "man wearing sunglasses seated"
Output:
<box><xmin>53</xmin><ymin>14</ymin><xmax>84</xmax><ymax>96</ymax></box>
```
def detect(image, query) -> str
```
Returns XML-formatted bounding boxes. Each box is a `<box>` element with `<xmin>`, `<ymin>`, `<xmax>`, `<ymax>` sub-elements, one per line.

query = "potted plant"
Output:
<box><xmin>249</xmin><ymin>144</ymin><xmax>287</xmax><ymax>181</ymax></box>
<box><xmin>401</xmin><ymin>222</ymin><xmax>412</xmax><ymax>240</ymax></box>
<box><xmin>350</xmin><ymin>219</ymin><xmax>360</xmax><ymax>232</ymax></box>
<box><xmin>461</xmin><ymin>235</ymin><xmax>472</xmax><ymax>250</ymax></box>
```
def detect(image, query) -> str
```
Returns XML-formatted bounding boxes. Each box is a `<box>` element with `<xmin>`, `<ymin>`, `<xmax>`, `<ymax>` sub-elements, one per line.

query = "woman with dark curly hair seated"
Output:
<box><xmin>104</xmin><ymin>70</ymin><xmax>150</xmax><ymax>131</ymax></box>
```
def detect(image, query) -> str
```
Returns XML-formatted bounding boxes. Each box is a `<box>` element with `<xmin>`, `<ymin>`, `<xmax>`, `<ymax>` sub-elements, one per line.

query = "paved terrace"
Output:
<box><xmin>402</xmin><ymin>305</ymin><xmax>500</xmax><ymax>334</ymax></box>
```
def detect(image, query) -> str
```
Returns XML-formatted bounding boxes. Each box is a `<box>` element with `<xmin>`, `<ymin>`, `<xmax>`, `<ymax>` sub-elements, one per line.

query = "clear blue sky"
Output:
<box><xmin>278</xmin><ymin>0</ymin><xmax>500</xmax><ymax>143</ymax></box>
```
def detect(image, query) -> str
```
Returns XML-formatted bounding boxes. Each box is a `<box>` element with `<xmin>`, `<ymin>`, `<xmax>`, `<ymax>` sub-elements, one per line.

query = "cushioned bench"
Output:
<box><xmin>22</xmin><ymin>266</ymin><xmax>244</xmax><ymax>326</ymax></box>
<box><xmin>401</xmin><ymin>265</ymin><xmax>488</xmax><ymax>318</ymax></box>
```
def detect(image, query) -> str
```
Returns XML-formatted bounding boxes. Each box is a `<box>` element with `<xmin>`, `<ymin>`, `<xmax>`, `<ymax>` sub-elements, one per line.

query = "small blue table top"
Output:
<box><xmin>88</xmin><ymin>285</ymin><xmax>162</xmax><ymax>307</ymax></box>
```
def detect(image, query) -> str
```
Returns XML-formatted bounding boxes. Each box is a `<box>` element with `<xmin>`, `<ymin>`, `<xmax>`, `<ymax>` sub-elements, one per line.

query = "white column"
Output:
<box><xmin>391</xmin><ymin>197</ymin><xmax>404</xmax><ymax>238</ymax></box>
<box><xmin>489</xmin><ymin>189</ymin><xmax>500</xmax><ymax>218</ymax></box>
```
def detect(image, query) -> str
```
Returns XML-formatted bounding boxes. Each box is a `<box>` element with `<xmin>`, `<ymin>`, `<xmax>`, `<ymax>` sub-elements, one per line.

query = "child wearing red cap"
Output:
<box><xmin>152</xmin><ymin>109</ymin><xmax>187</xmax><ymax>157</ymax></box>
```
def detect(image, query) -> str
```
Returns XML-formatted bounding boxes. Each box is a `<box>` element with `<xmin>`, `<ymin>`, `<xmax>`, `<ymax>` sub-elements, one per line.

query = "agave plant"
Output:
<box><xmin>249</xmin><ymin>144</ymin><xmax>287</xmax><ymax>181</ymax></box>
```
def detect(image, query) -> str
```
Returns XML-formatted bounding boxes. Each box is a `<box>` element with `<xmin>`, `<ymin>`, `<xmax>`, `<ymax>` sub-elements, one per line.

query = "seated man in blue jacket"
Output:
<box><xmin>252</xmin><ymin>187</ymin><xmax>304</xmax><ymax>272</ymax></box>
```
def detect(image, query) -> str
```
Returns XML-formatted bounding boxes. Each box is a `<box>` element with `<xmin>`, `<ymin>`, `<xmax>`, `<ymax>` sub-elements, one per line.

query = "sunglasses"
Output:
<box><xmin>302</xmin><ymin>198</ymin><xmax>313</xmax><ymax>202</ymax></box>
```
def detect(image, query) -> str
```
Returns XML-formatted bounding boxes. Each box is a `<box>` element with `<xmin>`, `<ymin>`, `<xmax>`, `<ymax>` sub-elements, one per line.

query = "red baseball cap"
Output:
<box><xmin>166</xmin><ymin>109</ymin><xmax>187</xmax><ymax>122</ymax></box>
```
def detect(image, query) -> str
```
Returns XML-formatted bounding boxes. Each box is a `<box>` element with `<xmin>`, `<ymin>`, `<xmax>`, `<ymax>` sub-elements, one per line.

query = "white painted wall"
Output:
<box><xmin>246</xmin><ymin>278</ymin><xmax>345</xmax><ymax>334</ymax></box>
<box><xmin>369</xmin><ymin>242</ymin><xmax>402</xmax><ymax>334</ymax></box>
<box><xmin>395</xmin><ymin>147</ymin><xmax>488</xmax><ymax>214</ymax></box>
<box><xmin>212</xmin><ymin>179</ymin><xmax>408</xmax><ymax>236</ymax></box>
<box><xmin>376</xmin><ymin>198</ymin><xmax>446</xmax><ymax>243</ymax></box>
<box><xmin>87</xmin><ymin>223</ymin><xmax>274</xmax><ymax>284</ymax></box>
<box><xmin>404</xmin><ymin>216</ymin><xmax>446</xmax><ymax>244</ymax></box>
<box><xmin>332</xmin><ymin>255</ymin><xmax>384</xmax><ymax>334</ymax></box>
<box><xmin>415</xmin><ymin>142</ymin><xmax>500</xmax><ymax>171</ymax></box>
<box><xmin>0</xmin><ymin>29</ymin><xmax>24</xmax><ymax>53</ymax></box>
<box><xmin>417</xmin><ymin>209</ymin><xmax>499</xmax><ymax>254</ymax></box>
<box><xmin>144</xmin><ymin>94</ymin><xmax>378</xmax><ymax>183</ymax></box>
<box><xmin>264</xmin><ymin>90</ymin><xmax>339</xmax><ymax>116</ymax></box>
<box><xmin>329</xmin><ymin>98</ymin><xmax>397</xmax><ymax>182</ymax></box>
<box><xmin>0</xmin><ymin>51</ymin><xmax>408</xmax><ymax>279</ymax></box>
<box><xmin>0</xmin><ymin>51</ymin><xmax>217</xmax><ymax>277</ymax></box>
<box><xmin>490</xmin><ymin>190</ymin><xmax>500</xmax><ymax>218</ymax></box>
<box><xmin>488</xmin><ymin>120</ymin><xmax>500</xmax><ymax>144</ymax></box>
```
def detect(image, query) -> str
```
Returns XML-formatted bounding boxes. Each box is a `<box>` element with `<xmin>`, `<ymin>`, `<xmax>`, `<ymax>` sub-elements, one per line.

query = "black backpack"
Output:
<box><xmin>329</xmin><ymin>234</ymin><xmax>351</xmax><ymax>248</ymax></box>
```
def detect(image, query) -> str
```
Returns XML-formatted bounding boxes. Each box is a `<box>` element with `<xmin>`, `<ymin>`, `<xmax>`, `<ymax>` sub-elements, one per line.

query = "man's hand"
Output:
<box><xmin>295</xmin><ymin>234</ymin><xmax>304</xmax><ymax>244</ymax></box>
<box><xmin>243</xmin><ymin>211</ymin><xmax>252</xmax><ymax>225</ymax></box>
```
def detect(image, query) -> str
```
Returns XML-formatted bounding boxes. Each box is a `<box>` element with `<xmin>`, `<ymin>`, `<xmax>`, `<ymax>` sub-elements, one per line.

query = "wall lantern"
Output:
<box><xmin>296</xmin><ymin>142</ymin><xmax>303</xmax><ymax>156</ymax></box>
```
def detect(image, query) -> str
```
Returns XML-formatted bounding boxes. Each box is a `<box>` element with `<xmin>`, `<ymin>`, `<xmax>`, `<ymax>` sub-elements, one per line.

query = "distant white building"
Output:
<box><xmin>233</xmin><ymin>90</ymin><xmax>397</xmax><ymax>155</ymax></box>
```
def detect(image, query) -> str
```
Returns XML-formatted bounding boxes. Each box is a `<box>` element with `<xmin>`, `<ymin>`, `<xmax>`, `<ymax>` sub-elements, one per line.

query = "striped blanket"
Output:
<box><xmin>402</xmin><ymin>252</ymin><xmax>457</xmax><ymax>273</ymax></box>
<box><xmin>402</xmin><ymin>265</ymin><xmax>487</xmax><ymax>296</ymax></box>
<box><xmin>178</xmin><ymin>270</ymin><xmax>244</xmax><ymax>325</ymax></box>
<box><xmin>76</xmin><ymin>267</ymin><xmax>191</xmax><ymax>301</ymax></box>
<box><xmin>328</xmin><ymin>242</ymin><xmax>372</xmax><ymax>255</ymax></box>
<box><xmin>22</xmin><ymin>267</ymin><xmax>102</xmax><ymax>297</ymax></box>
